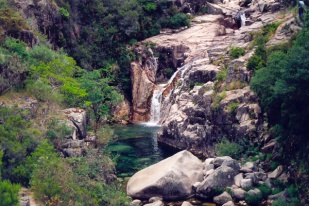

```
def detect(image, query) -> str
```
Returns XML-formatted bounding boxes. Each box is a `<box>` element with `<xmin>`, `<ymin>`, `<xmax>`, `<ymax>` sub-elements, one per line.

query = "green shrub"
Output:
<box><xmin>143</xmin><ymin>2</ymin><xmax>157</xmax><ymax>12</ymax></box>
<box><xmin>247</xmin><ymin>54</ymin><xmax>264</xmax><ymax>71</ymax></box>
<box><xmin>161</xmin><ymin>13</ymin><xmax>190</xmax><ymax>29</ymax></box>
<box><xmin>271</xmin><ymin>199</ymin><xmax>300</xmax><ymax>206</ymax></box>
<box><xmin>245</xmin><ymin>192</ymin><xmax>262</xmax><ymax>206</ymax></box>
<box><xmin>0</xmin><ymin>180</ymin><xmax>20</xmax><ymax>206</ymax></box>
<box><xmin>216</xmin><ymin>68</ymin><xmax>228</xmax><ymax>81</ymax></box>
<box><xmin>258</xmin><ymin>184</ymin><xmax>272</xmax><ymax>199</ymax></box>
<box><xmin>216</xmin><ymin>138</ymin><xmax>243</xmax><ymax>159</ymax></box>
<box><xmin>228</xmin><ymin>102</ymin><xmax>239</xmax><ymax>113</ymax></box>
<box><xmin>229</xmin><ymin>47</ymin><xmax>245</xmax><ymax>59</ymax></box>
<box><xmin>166</xmin><ymin>68</ymin><xmax>173</xmax><ymax>78</ymax></box>
<box><xmin>199</xmin><ymin>7</ymin><xmax>207</xmax><ymax>14</ymax></box>
<box><xmin>59</xmin><ymin>7</ymin><xmax>70</xmax><ymax>19</ymax></box>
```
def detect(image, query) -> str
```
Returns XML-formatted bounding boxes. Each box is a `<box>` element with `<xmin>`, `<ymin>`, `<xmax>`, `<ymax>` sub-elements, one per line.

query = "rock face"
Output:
<box><xmin>62</xmin><ymin>108</ymin><xmax>87</xmax><ymax>139</ymax></box>
<box><xmin>127</xmin><ymin>150</ymin><xmax>204</xmax><ymax>200</ymax></box>
<box><xmin>151</xmin><ymin>0</ymin><xmax>295</xmax><ymax>157</ymax></box>
<box><xmin>130</xmin><ymin>45</ymin><xmax>157</xmax><ymax>122</ymax></box>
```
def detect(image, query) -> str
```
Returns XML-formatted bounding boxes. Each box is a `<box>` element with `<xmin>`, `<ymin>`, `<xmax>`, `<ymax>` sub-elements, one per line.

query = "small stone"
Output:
<box><xmin>130</xmin><ymin>199</ymin><xmax>142</xmax><ymax>206</ymax></box>
<box><xmin>233</xmin><ymin>188</ymin><xmax>246</xmax><ymax>200</ymax></box>
<box><xmin>213</xmin><ymin>191</ymin><xmax>232</xmax><ymax>205</ymax></box>
<box><xmin>240</xmin><ymin>167</ymin><xmax>253</xmax><ymax>173</ymax></box>
<box><xmin>268</xmin><ymin>166</ymin><xmax>283</xmax><ymax>179</ymax></box>
<box><xmin>234</xmin><ymin>173</ymin><xmax>243</xmax><ymax>187</ymax></box>
<box><xmin>182</xmin><ymin>201</ymin><xmax>193</xmax><ymax>206</ymax></box>
<box><xmin>222</xmin><ymin>201</ymin><xmax>235</xmax><ymax>206</ymax></box>
<box><xmin>149</xmin><ymin>197</ymin><xmax>163</xmax><ymax>203</ymax></box>
<box><xmin>240</xmin><ymin>179</ymin><xmax>253</xmax><ymax>189</ymax></box>
<box><xmin>213</xmin><ymin>156</ymin><xmax>233</xmax><ymax>167</ymax></box>
<box><xmin>254</xmin><ymin>172</ymin><xmax>268</xmax><ymax>181</ymax></box>
<box><xmin>244</xmin><ymin>173</ymin><xmax>258</xmax><ymax>185</ymax></box>
<box><xmin>204</xmin><ymin>164</ymin><xmax>214</xmax><ymax>172</ymax></box>
<box><xmin>144</xmin><ymin>200</ymin><xmax>164</xmax><ymax>206</ymax></box>
<box><xmin>204</xmin><ymin>158</ymin><xmax>214</xmax><ymax>165</ymax></box>
<box><xmin>222</xmin><ymin>159</ymin><xmax>240</xmax><ymax>172</ymax></box>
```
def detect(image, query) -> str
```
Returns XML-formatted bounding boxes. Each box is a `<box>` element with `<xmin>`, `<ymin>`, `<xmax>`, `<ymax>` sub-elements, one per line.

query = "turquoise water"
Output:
<box><xmin>107</xmin><ymin>124</ymin><xmax>178</xmax><ymax>178</ymax></box>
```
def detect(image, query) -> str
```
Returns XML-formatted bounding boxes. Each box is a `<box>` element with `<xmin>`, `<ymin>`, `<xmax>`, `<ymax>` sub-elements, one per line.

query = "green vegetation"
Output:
<box><xmin>216</xmin><ymin>138</ymin><xmax>243</xmax><ymax>159</ymax></box>
<box><xmin>245</xmin><ymin>192</ymin><xmax>262</xmax><ymax>206</ymax></box>
<box><xmin>229</xmin><ymin>47</ymin><xmax>245</xmax><ymax>59</ymax></box>
<box><xmin>0</xmin><ymin>180</ymin><xmax>20</xmax><ymax>206</ymax></box>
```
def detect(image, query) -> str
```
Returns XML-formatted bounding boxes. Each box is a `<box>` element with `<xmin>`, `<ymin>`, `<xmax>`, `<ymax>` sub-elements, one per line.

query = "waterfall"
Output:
<box><xmin>240</xmin><ymin>13</ymin><xmax>246</xmax><ymax>27</ymax></box>
<box><xmin>149</xmin><ymin>88</ymin><xmax>164</xmax><ymax>124</ymax></box>
<box><xmin>146</xmin><ymin>63</ymin><xmax>192</xmax><ymax>125</ymax></box>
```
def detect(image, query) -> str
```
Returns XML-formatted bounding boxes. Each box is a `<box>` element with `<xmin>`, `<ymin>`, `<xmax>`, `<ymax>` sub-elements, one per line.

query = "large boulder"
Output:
<box><xmin>196</xmin><ymin>166</ymin><xmax>236</xmax><ymax>198</ymax></box>
<box><xmin>127</xmin><ymin>150</ymin><xmax>204</xmax><ymax>200</ymax></box>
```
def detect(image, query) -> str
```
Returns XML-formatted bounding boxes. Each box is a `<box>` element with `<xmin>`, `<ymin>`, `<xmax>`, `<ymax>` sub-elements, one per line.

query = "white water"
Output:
<box><xmin>146</xmin><ymin>62</ymin><xmax>192</xmax><ymax>126</ymax></box>
<box><xmin>240</xmin><ymin>13</ymin><xmax>246</xmax><ymax>27</ymax></box>
<box><xmin>148</xmin><ymin>88</ymin><xmax>164</xmax><ymax>125</ymax></box>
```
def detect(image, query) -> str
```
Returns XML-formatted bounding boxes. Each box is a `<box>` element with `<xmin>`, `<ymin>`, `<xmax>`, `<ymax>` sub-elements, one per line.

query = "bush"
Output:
<box><xmin>216</xmin><ymin>138</ymin><xmax>243</xmax><ymax>159</ymax></box>
<box><xmin>258</xmin><ymin>184</ymin><xmax>272</xmax><ymax>199</ymax></box>
<box><xmin>161</xmin><ymin>13</ymin><xmax>190</xmax><ymax>29</ymax></box>
<box><xmin>228</xmin><ymin>102</ymin><xmax>239</xmax><ymax>113</ymax></box>
<box><xmin>245</xmin><ymin>192</ymin><xmax>262</xmax><ymax>206</ymax></box>
<box><xmin>59</xmin><ymin>7</ymin><xmax>70</xmax><ymax>19</ymax></box>
<box><xmin>229</xmin><ymin>47</ymin><xmax>245</xmax><ymax>59</ymax></box>
<box><xmin>0</xmin><ymin>180</ymin><xmax>20</xmax><ymax>206</ymax></box>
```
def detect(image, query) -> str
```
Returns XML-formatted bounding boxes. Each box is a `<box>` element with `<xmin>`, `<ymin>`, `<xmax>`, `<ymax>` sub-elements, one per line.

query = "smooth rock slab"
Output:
<box><xmin>127</xmin><ymin>150</ymin><xmax>203</xmax><ymax>200</ymax></box>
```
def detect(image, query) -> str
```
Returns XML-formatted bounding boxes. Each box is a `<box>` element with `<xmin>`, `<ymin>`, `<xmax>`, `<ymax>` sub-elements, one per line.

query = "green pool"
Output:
<box><xmin>107</xmin><ymin>124</ymin><xmax>178</xmax><ymax>178</ymax></box>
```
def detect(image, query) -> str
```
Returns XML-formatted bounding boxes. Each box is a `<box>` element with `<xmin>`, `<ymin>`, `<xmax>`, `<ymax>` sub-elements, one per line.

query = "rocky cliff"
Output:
<box><xmin>134</xmin><ymin>0</ymin><xmax>299</xmax><ymax>156</ymax></box>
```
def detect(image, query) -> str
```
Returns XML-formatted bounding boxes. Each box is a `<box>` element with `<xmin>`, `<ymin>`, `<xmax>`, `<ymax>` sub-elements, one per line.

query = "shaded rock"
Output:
<box><xmin>247</xmin><ymin>188</ymin><xmax>261</xmax><ymax>196</ymax></box>
<box><xmin>268</xmin><ymin>189</ymin><xmax>289</xmax><ymax>202</ymax></box>
<box><xmin>234</xmin><ymin>173</ymin><xmax>243</xmax><ymax>187</ymax></box>
<box><xmin>223</xmin><ymin>201</ymin><xmax>235</xmax><ymax>206</ymax></box>
<box><xmin>127</xmin><ymin>150</ymin><xmax>204</xmax><ymax>200</ymax></box>
<box><xmin>62</xmin><ymin>108</ymin><xmax>87</xmax><ymax>139</ymax></box>
<box><xmin>222</xmin><ymin>159</ymin><xmax>240</xmax><ymax>172</ymax></box>
<box><xmin>213</xmin><ymin>156</ymin><xmax>233</xmax><ymax>167</ymax></box>
<box><xmin>207</xmin><ymin>2</ymin><xmax>224</xmax><ymax>15</ymax></box>
<box><xmin>261</xmin><ymin>140</ymin><xmax>277</xmax><ymax>153</ymax></box>
<box><xmin>240</xmin><ymin>179</ymin><xmax>253</xmax><ymax>189</ymax></box>
<box><xmin>181</xmin><ymin>201</ymin><xmax>193</xmax><ymax>206</ymax></box>
<box><xmin>232</xmin><ymin>188</ymin><xmax>246</xmax><ymax>200</ymax></box>
<box><xmin>244</xmin><ymin>173</ymin><xmax>258</xmax><ymax>185</ymax></box>
<box><xmin>20</xmin><ymin>196</ymin><xmax>30</xmax><ymax>206</ymax></box>
<box><xmin>268</xmin><ymin>165</ymin><xmax>283</xmax><ymax>179</ymax></box>
<box><xmin>278</xmin><ymin>172</ymin><xmax>288</xmax><ymax>184</ymax></box>
<box><xmin>240</xmin><ymin>167</ymin><xmax>253</xmax><ymax>173</ymax></box>
<box><xmin>213</xmin><ymin>192</ymin><xmax>232</xmax><ymax>205</ymax></box>
<box><xmin>205</xmin><ymin>169</ymin><xmax>215</xmax><ymax>178</ymax></box>
<box><xmin>243</xmin><ymin>162</ymin><xmax>258</xmax><ymax>172</ymax></box>
<box><xmin>149</xmin><ymin>197</ymin><xmax>163</xmax><ymax>203</ymax></box>
<box><xmin>62</xmin><ymin>148</ymin><xmax>85</xmax><ymax>157</ymax></box>
<box><xmin>254</xmin><ymin>172</ymin><xmax>268</xmax><ymax>181</ymax></box>
<box><xmin>130</xmin><ymin>199</ymin><xmax>142</xmax><ymax>206</ymax></box>
<box><xmin>264</xmin><ymin>178</ymin><xmax>272</xmax><ymax>188</ymax></box>
<box><xmin>196</xmin><ymin>166</ymin><xmax>235</xmax><ymax>198</ymax></box>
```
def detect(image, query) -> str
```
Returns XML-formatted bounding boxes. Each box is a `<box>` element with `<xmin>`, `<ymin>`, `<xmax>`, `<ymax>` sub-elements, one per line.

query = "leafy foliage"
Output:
<box><xmin>229</xmin><ymin>47</ymin><xmax>245</xmax><ymax>59</ymax></box>
<box><xmin>216</xmin><ymin>138</ymin><xmax>243</xmax><ymax>159</ymax></box>
<box><xmin>0</xmin><ymin>180</ymin><xmax>20</xmax><ymax>206</ymax></box>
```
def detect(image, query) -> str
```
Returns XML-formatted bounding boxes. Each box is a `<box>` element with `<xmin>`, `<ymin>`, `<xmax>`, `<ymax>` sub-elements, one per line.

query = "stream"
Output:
<box><xmin>107</xmin><ymin>124</ymin><xmax>178</xmax><ymax>178</ymax></box>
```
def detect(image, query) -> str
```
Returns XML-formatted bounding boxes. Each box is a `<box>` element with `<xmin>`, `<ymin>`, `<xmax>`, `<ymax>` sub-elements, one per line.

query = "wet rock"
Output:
<box><xmin>213</xmin><ymin>191</ymin><xmax>233</xmax><ymax>205</ymax></box>
<box><xmin>127</xmin><ymin>150</ymin><xmax>203</xmax><ymax>200</ymax></box>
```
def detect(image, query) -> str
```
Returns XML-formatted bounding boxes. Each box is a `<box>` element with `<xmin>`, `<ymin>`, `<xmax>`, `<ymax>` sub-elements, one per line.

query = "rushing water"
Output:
<box><xmin>107</xmin><ymin>124</ymin><xmax>178</xmax><ymax>178</ymax></box>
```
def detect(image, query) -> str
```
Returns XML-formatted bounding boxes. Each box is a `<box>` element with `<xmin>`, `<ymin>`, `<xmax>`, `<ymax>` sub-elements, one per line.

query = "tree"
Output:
<box><xmin>79</xmin><ymin>70</ymin><xmax>122</xmax><ymax>128</ymax></box>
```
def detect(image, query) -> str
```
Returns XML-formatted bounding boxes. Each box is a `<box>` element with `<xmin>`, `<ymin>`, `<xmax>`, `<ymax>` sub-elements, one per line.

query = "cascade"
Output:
<box><xmin>240</xmin><ymin>12</ymin><xmax>246</xmax><ymax>27</ymax></box>
<box><xmin>149</xmin><ymin>87</ymin><xmax>164</xmax><ymax>124</ymax></box>
<box><xmin>147</xmin><ymin>64</ymin><xmax>192</xmax><ymax>125</ymax></box>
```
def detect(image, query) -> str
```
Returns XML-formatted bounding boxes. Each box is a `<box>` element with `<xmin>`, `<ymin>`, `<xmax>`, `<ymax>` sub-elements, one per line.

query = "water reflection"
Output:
<box><xmin>107</xmin><ymin>124</ymin><xmax>178</xmax><ymax>178</ymax></box>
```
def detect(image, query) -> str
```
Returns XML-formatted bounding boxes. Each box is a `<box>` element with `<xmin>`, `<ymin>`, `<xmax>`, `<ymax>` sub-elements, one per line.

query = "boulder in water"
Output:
<box><xmin>127</xmin><ymin>150</ymin><xmax>204</xmax><ymax>200</ymax></box>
